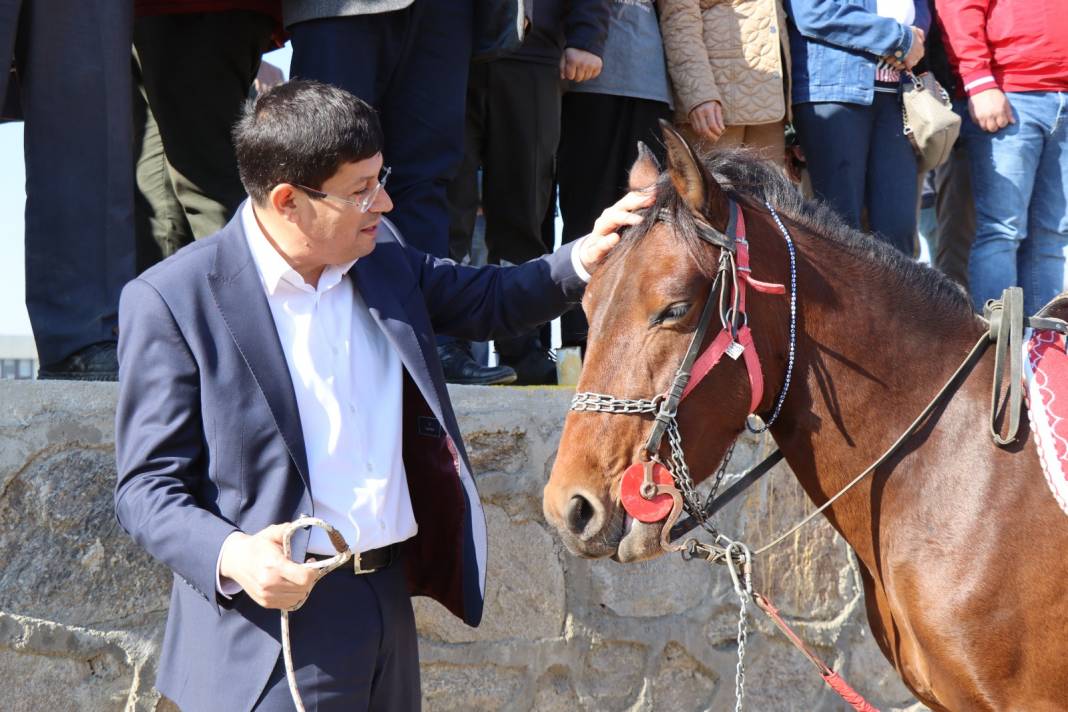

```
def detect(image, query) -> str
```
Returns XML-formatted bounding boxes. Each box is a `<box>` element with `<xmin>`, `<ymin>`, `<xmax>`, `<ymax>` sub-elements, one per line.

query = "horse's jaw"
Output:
<box><xmin>613</xmin><ymin>518</ymin><xmax>669</xmax><ymax>563</ymax></box>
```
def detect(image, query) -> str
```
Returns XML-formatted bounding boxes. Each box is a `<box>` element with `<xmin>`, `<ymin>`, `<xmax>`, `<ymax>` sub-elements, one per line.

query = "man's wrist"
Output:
<box><xmin>216</xmin><ymin>531</ymin><xmax>246</xmax><ymax>598</ymax></box>
<box><xmin>571</xmin><ymin>237</ymin><xmax>592</xmax><ymax>283</ymax></box>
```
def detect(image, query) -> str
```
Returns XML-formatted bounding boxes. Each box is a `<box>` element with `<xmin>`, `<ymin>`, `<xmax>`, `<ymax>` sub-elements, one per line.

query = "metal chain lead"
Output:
<box><xmin>723</xmin><ymin>540</ymin><xmax>753</xmax><ymax>712</ymax></box>
<box><xmin>570</xmin><ymin>392</ymin><xmax>735</xmax><ymax>533</ymax></box>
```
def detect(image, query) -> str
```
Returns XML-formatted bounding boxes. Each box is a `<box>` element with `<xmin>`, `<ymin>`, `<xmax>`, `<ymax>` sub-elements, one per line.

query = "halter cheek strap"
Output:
<box><xmin>679</xmin><ymin>208</ymin><xmax>785</xmax><ymax>413</ymax></box>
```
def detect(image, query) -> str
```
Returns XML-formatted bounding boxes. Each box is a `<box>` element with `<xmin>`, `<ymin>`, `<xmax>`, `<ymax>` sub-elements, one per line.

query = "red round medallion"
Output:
<box><xmin>619</xmin><ymin>462</ymin><xmax>676</xmax><ymax>522</ymax></box>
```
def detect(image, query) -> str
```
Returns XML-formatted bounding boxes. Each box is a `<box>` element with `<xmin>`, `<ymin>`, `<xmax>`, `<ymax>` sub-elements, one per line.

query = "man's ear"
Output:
<box><xmin>269</xmin><ymin>184</ymin><xmax>300</xmax><ymax>222</ymax></box>
<box><xmin>627</xmin><ymin>141</ymin><xmax>661</xmax><ymax>191</ymax></box>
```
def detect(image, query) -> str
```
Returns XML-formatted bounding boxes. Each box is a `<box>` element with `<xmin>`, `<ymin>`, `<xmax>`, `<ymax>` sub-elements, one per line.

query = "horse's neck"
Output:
<box><xmin>770</xmin><ymin>237</ymin><xmax>984</xmax><ymax>568</ymax></box>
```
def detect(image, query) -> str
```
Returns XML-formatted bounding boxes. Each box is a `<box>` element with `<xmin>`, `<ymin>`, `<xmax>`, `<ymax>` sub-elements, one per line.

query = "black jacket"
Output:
<box><xmin>517</xmin><ymin>0</ymin><xmax>611</xmax><ymax>64</ymax></box>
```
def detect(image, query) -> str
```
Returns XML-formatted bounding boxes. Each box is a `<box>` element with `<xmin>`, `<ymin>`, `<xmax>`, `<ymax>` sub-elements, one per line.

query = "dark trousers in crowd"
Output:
<box><xmin>557</xmin><ymin>91</ymin><xmax>671</xmax><ymax>347</ymax></box>
<box><xmin>133</xmin><ymin>10</ymin><xmax>274</xmax><ymax>272</ymax></box>
<box><xmin>0</xmin><ymin>0</ymin><xmax>135</xmax><ymax>367</ymax></box>
<box><xmin>931</xmin><ymin>138</ymin><xmax>975</xmax><ymax>289</ymax></box>
<box><xmin>793</xmin><ymin>94</ymin><xmax>918</xmax><ymax>255</ymax></box>
<box><xmin>289</xmin><ymin>0</ymin><xmax>473</xmax><ymax>259</ymax></box>
<box><xmin>448</xmin><ymin>58</ymin><xmax>561</xmax><ymax>266</ymax></box>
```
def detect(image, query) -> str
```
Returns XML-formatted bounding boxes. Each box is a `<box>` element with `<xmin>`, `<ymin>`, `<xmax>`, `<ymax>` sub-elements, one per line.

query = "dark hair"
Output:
<box><xmin>233</xmin><ymin>79</ymin><xmax>384</xmax><ymax>204</ymax></box>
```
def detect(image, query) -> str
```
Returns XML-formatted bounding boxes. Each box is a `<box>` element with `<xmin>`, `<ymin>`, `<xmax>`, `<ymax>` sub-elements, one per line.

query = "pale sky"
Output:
<box><xmin>0</xmin><ymin>44</ymin><xmax>293</xmax><ymax>338</ymax></box>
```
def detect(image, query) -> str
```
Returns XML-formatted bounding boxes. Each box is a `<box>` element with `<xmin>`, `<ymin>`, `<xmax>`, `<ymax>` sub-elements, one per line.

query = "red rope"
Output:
<box><xmin>822</xmin><ymin>672</ymin><xmax>881</xmax><ymax>712</ymax></box>
<box><xmin>754</xmin><ymin>593</ymin><xmax>881</xmax><ymax>712</ymax></box>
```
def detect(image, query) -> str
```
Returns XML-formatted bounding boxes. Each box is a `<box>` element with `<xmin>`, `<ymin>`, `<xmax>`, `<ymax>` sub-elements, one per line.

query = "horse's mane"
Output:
<box><xmin>618</xmin><ymin>148</ymin><xmax>973</xmax><ymax>320</ymax></box>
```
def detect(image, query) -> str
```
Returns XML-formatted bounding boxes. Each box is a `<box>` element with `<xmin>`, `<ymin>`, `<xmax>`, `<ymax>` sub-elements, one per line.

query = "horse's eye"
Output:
<box><xmin>653</xmin><ymin>302</ymin><xmax>691</xmax><ymax>325</ymax></box>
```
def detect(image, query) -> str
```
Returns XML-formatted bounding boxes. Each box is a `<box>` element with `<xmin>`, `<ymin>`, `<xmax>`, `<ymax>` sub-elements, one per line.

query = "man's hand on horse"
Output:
<box><xmin>218</xmin><ymin>524</ymin><xmax>320</xmax><ymax>610</ymax></box>
<box><xmin>560</xmin><ymin>47</ymin><xmax>603</xmax><ymax>82</ymax></box>
<box><xmin>579</xmin><ymin>190</ymin><xmax>656</xmax><ymax>274</ymax></box>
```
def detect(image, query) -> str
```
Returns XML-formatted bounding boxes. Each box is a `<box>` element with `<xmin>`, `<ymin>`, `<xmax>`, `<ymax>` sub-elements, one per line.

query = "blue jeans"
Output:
<box><xmin>793</xmin><ymin>94</ymin><xmax>919</xmax><ymax>255</ymax></box>
<box><xmin>965</xmin><ymin>91</ymin><xmax>1068</xmax><ymax>316</ymax></box>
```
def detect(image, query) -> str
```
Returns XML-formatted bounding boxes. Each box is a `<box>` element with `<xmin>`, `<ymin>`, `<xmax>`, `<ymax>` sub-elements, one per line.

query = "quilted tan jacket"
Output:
<box><xmin>660</xmin><ymin>0</ymin><xmax>790</xmax><ymax>127</ymax></box>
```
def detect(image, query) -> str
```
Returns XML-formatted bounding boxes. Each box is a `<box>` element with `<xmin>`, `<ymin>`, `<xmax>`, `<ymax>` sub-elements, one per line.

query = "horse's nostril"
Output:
<box><xmin>565</xmin><ymin>494</ymin><xmax>597</xmax><ymax>536</ymax></box>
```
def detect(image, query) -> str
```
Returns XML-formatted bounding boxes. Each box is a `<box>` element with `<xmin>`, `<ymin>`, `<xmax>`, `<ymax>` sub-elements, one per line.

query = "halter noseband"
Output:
<box><xmin>569</xmin><ymin>198</ymin><xmax>798</xmax><ymax>542</ymax></box>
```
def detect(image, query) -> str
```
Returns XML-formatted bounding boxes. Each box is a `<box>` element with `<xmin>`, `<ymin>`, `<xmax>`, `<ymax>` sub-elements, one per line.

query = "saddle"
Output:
<box><xmin>1022</xmin><ymin>293</ymin><xmax>1068</xmax><ymax>516</ymax></box>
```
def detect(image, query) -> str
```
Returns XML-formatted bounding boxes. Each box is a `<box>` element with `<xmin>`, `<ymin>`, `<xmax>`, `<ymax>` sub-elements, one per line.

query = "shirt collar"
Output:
<box><xmin>241</xmin><ymin>200</ymin><xmax>358</xmax><ymax>296</ymax></box>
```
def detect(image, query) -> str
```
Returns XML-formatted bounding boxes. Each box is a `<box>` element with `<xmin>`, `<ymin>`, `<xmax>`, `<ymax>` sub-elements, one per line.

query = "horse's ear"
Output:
<box><xmin>627</xmin><ymin>141</ymin><xmax>661</xmax><ymax>191</ymax></box>
<box><xmin>659</xmin><ymin>119</ymin><xmax>727</xmax><ymax>221</ymax></box>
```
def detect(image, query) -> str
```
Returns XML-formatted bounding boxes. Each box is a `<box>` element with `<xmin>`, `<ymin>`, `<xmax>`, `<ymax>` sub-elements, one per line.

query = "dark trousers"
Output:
<box><xmin>289</xmin><ymin>0</ymin><xmax>473</xmax><ymax>259</ymax></box>
<box><xmin>251</xmin><ymin>562</ymin><xmax>420</xmax><ymax>711</ymax></box>
<box><xmin>448</xmin><ymin>59</ymin><xmax>561</xmax><ymax>266</ymax></box>
<box><xmin>932</xmin><ymin>137</ymin><xmax>975</xmax><ymax>289</ymax></box>
<box><xmin>133</xmin><ymin>11</ymin><xmax>273</xmax><ymax>272</ymax></box>
<box><xmin>0</xmin><ymin>0</ymin><xmax>134</xmax><ymax>365</ymax></box>
<box><xmin>557</xmin><ymin>92</ymin><xmax>671</xmax><ymax>346</ymax></box>
<box><xmin>793</xmin><ymin>94</ymin><xmax>919</xmax><ymax>255</ymax></box>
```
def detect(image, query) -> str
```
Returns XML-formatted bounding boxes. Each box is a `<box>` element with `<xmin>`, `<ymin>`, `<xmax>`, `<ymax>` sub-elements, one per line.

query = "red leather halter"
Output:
<box><xmin>680</xmin><ymin>209</ymin><xmax>785</xmax><ymax>410</ymax></box>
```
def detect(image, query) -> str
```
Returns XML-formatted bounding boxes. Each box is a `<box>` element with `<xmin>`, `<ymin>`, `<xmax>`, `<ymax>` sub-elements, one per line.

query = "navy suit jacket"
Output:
<box><xmin>114</xmin><ymin>209</ymin><xmax>586</xmax><ymax>711</ymax></box>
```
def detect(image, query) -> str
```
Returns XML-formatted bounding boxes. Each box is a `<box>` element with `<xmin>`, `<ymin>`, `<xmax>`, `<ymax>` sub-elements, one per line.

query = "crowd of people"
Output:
<box><xmin>3</xmin><ymin>0</ymin><xmax>1067</xmax><ymax>383</ymax></box>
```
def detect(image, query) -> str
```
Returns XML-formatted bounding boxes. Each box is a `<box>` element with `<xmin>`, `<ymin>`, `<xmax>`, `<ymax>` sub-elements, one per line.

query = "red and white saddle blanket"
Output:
<box><xmin>1024</xmin><ymin>328</ymin><xmax>1068</xmax><ymax>516</ymax></box>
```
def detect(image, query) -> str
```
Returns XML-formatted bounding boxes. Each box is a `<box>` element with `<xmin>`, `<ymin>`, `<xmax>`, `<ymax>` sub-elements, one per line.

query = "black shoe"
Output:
<box><xmin>38</xmin><ymin>341</ymin><xmax>119</xmax><ymax>381</ymax></box>
<box><xmin>496</xmin><ymin>332</ymin><xmax>557</xmax><ymax>386</ymax></box>
<box><xmin>438</xmin><ymin>341</ymin><xmax>517</xmax><ymax>386</ymax></box>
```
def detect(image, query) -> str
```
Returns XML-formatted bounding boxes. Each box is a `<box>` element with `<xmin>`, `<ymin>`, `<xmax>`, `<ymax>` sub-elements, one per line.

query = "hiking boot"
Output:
<box><xmin>38</xmin><ymin>341</ymin><xmax>119</xmax><ymax>381</ymax></box>
<box><xmin>438</xmin><ymin>341</ymin><xmax>517</xmax><ymax>385</ymax></box>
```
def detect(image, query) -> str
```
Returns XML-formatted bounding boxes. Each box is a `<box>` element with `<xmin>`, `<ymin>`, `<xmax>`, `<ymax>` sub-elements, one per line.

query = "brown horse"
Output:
<box><xmin>543</xmin><ymin>126</ymin><xmax>1068</xmax><ymax>711</ymax></box>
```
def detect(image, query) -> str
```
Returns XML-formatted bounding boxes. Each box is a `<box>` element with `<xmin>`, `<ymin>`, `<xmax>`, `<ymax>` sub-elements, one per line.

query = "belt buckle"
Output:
<box><xmin>352</xmin><ymin>551</ymin><xmax>373</xmax><ymax>575</ymax></box>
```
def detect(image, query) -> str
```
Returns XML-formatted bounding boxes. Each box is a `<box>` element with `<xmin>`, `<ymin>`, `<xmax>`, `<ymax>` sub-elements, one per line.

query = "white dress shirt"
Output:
<box><xmin>240</xmin><ymin>201</ymin><xmax>417</xmax><ymax>556</ymax></box>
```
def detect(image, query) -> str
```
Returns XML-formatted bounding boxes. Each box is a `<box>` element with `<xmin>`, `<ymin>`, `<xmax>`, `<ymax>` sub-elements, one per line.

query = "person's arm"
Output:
<box><xmin>785</xmin><ymin>0</ymin><xmax>915</xmax><ymax>58</ymax></box>
<box><xmin>561</xmin><ymin>0</ymin><xmax>611</xmax><ymax>81</ymax></box>
<box><xmin>408</xmin><ymin>191</ymin><xmax>652</xmax><ymax>341</ymax></box>
<box><xmin>114</xmin><ymin>279</ymin><xmax>241</xmax><ymax>614</ymax></box>
<box><xmin>659</xmin><ymin>0</ymin><xmax>725</xmax><ymax>141</ymax></box>
<box><xmin>115</xmin><ymin>280</ymin><xmax>317</xmax><ymax>612</ymax></box>
<box><xmin>934</xmin><ymin>0</ymin><xmax>1012</xmax><ymax>132</ymax></box>
<box><xmin>933</xmin><ymin>0</ymin><xmax>993</xmax><ymax>95</ymax></box>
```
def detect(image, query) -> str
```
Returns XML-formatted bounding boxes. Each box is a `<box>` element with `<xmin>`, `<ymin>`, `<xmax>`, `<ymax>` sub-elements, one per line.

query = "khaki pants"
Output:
<box><xmin>681</xmin><ymin>120</ymin><xmax>786</xmax><ymax>168</ymax></box>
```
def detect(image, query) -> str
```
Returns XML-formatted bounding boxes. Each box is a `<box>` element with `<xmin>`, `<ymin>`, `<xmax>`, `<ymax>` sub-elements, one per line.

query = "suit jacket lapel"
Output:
<box><xmin>353</xmin><ymin>256</ymin><xmax>453</xmax><ymax>435</ymax></box>
<box><xmin>206</xmin><ymin>213</ymin><xmax>312</xmax><ymax>492</ymax></box>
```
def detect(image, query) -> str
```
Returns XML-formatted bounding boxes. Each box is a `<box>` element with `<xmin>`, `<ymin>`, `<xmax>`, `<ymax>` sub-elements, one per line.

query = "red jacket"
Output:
<box><xmin>935</xmin><ymin>0</ymin><xmax>1068</xmax><ymax>96</ymax></box>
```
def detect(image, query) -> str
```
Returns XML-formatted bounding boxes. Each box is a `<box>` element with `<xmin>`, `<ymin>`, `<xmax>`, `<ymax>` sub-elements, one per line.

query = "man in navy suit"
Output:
<box><xmin>114</xmin><ymin>79</ymin><xmax>649</xmax><ymax>711</ymax></box>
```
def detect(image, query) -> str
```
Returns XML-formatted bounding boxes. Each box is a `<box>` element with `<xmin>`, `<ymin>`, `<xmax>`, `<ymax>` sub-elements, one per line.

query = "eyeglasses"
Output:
<box><xmin>295</xmin><ymin>166</ymin><xmax>391</xmax><ymax>213</ymax></box>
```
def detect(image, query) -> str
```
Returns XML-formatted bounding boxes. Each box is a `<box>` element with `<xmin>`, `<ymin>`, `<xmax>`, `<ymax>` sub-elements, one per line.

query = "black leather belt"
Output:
<box><xmin>307</xmin><ymin>543</ymin><xmax>397</xmax><ymax>575</ymax></box>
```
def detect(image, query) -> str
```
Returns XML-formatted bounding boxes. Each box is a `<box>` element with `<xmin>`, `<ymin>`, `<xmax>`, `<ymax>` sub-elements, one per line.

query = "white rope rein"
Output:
<box><xmin>279</xmin><ymin>516</ymin><xmax>354</xmax><ymax>712</ymax></box>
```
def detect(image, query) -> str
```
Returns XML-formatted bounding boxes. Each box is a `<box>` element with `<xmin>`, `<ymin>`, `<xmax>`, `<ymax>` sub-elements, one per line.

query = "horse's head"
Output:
<box><xmin>544</xmin><ymin>124</ymin><xmax>791</xmax><ymax>562</ymax></box>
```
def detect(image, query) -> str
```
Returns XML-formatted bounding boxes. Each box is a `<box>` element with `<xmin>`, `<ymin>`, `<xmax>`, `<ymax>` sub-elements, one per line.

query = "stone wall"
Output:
<box><xmin>0</xmin><ymin>382</ymin><xmax>923</xmax><ymax>711</ymax></box>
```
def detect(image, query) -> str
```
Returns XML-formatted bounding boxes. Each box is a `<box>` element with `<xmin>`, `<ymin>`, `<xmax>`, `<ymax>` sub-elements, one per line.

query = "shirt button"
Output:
<box><xmin>894</xmin><ymin>50</ymin><xmax>904</xmax><ymax>58</ymax></box>
<box><xmin>366</xmin><ymin>461</ymin><xmax>373</xmax><ymax>471</ymax></box>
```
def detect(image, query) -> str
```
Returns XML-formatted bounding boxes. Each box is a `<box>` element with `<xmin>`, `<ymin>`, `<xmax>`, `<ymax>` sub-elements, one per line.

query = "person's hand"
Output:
<box><xmin>579</xmin><ymin>190</ymin><xmax>656</xmax><ymax>274</ymax></box>
<box><xmin>888</xmin><ymin>27</ymin><xmax>925</xmax><ymax>70</ymax></box>
<box><xmin>218</xmin><ymin>524</ymin><xmax>319</xmax><ymax>609</ymax></box>
<box><xmin>969</xmin><ymin>88</ymin><xmax>1015</xmax><ymax>133</ymax></box>
<box><xmin>904</xmin><ymin>26</ymin><xmax>925</xmax><ymax>69</ymax></box>
<box><xmin>254</xmin><ymin>61</ymin><xmax>285</xmax><ymax>95</ymax></box>
<box><xmin>689</xmin><ymin>100</ymin><xmax>725</xmax><ymax>142</ymax></box>
<box><xmin>560</xmin><ymin>48</ymin><xmax>603</xmax><ymax>82</ymax></box>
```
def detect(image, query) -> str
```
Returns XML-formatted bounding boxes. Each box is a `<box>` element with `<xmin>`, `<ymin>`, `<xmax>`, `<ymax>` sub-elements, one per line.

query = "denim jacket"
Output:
<box><xmin>785</xmin><ymin>0</ymin><xmax>931</xmax><ymax>105</ymax></box>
